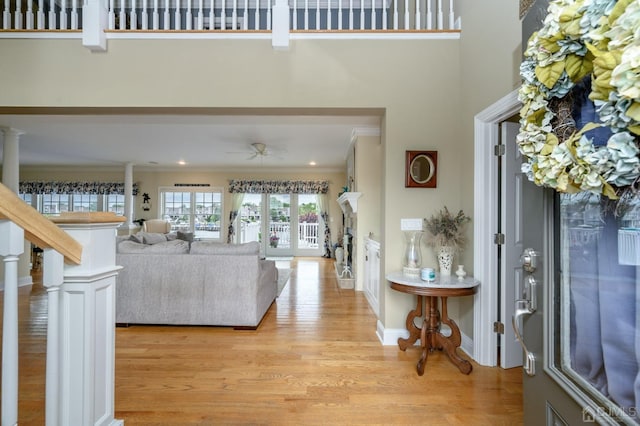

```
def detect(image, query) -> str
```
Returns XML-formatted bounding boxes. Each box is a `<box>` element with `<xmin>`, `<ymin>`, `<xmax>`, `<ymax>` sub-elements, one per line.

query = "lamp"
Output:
<box><xmin>401</xmin><ymin>218</ymin><xmax>425</xmax><ymax>277</ymax></box>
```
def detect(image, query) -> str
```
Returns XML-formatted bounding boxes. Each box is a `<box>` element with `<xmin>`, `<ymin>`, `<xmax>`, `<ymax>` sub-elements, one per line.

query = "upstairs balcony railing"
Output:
<box><xmin>0</xmin><ymin>0</ymin><xmax>461</xmax><ymax>48</ymax></box>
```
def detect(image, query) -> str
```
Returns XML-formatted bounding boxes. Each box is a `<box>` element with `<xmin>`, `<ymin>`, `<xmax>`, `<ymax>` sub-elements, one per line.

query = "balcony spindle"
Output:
<box><xmin>359</xmin><ymin>0</ymin><xmax>363</xmax><ymax>29</ymax></box>
<box><xmin>26</xmin><ymin>0</ymin><xmax>34</xmax><ymax>29</ymax></box>
<box><xmin>3</xmin><ymin>0</ymin><xmax>9</xmax><ymax>29</ymax></box>
<box><xmin>403</xmin><ymin>0</ymin><xmax>408</xmax><ymax>29</ymax></box>
<box><xmin>414</xmin><ymin>0</ymin><xmax>419</xmax><ymax>29</ymax></box>
<box><xmin>163</xmin><ymin>0</ymin><xmax>170</xmax><ymax>29</ymax></box>
<box><xmin>37</xmin><ymin>0</ymin><xmax>44</xmax><ymax>28</ymax></box>
<box><xmin>231</xmin><ymin>0</ymin><xmax>237</xmax><ymax>29</ymax></box>
<box><xmin>243</xmin><ymin>0</ymin><xmax>248</xmax><ymax>29</ymax></box>
<box><xmin>118</xmin><ymin>0</ymin><xmax>125</xmax><ymax>29</ymax></box>
<box><xmin>291</xmin><ymin>0</ymin><xmax>297</xmax><ymax>30</ymax></box>
<box><xmin>14</xmin><ymin>0</ymin><xmax>23</xmax><ymax>29</ymax></box>
<box><xmin>370</xmin><ymin>0</ymin><xmax>375</xmax><ymax>30</ymax></box>
<box><xmin>220</xmin><ymin>0</ymin><xmax>225</xmax><ymax>30</ymax></box>
<box><xmin>152</xmin><ymin>0</ymin><xmax>158</xmax><ymax>29</ymax></box>
<box><xmin>176</xmin><ymin>0</ymin><xmax>182</xmax><ymax>29</ymax></box>
<box><xmin>71</xmin><ymin>0</ymin><xmax>78</xmax><ymax>29</ymax></box>
<box><xmin>326</xmin><ymin>0</ymin><xmax>331</xmax><ymax>30</ymax></box>
<box><xmin>337</xmin><ymin>0</ymin><xmax>341</xmax><ymax>30</ymax></box>
<box><xmin>130</xmin><ymin>0</ymin><xmax>137</xmax><ymax>29</ymax></box>
<box><xmin>426</xmin><ymin>0</ymin><xmax>431</xmax><ymax>29</ymax></box>
<box><xmin>186</xmin><ymin>0</ymin><xmax>192</xmax><ymax>29</ymax></box>
<box><xmin>392</xmin><ymin>0</ymin><xmax>397</xmax><ymax>29</ymax></box>
<box><xmin>60</xmin><ymin>0</ymin><xmax>67</xmax><ymax>28</ymax></box>
<box><xmin>196</xmin><ymin>0</ymin><xmax>203</xmax><ymax>29</ymax></box>
<box><xmin>43</xmin><ymin>249</ymin><xmax>64</xmax><ymax>425</ymax></box>
<box><xmin>448</xmin><ymin>0</ymin><xmax>454</xmax><ymax>28</ymax></box>
<box><xmin>254</xmin><ymin>0</ymin><xmax>259</xmax><ymax>29</ymax></box>
<box><xmin>266</xmin><ymin>0</ymin><xmax>271</xmax><ymax>29</ymax></box>
<box><xmin>303</xmin><ymin>0</ymin><xmax>307</xmax><ymax>29</ymax></box>
<box><xmin>436</xmin><ymin>0</ymin><xmax>442</xmax><ymax>29</ymax></box>
<box><xmin>382</xmin><ymin>0</ymin><xmax>386</xmax><ymax>29</ymax></box>
<box><xmin>348</xmin><ymin>0</ymin><xmax>352</xmax><ymax>29</ymax></box>
<box><xmin>208</xmin><ymin>0</ymin><xmax>214</xmax><ymax>30</ymax></box>
<box><xmin>314</xmin><ymin>0</ymin><xmax>318</xmax><ymax>29</ymax></box>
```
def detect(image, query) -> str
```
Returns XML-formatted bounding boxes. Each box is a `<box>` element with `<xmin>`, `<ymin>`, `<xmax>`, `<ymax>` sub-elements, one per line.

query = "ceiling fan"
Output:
<box><xmin>226</xmin><ymin>142</ymin><xmax>272</xmax><ymax>160</ymax></box>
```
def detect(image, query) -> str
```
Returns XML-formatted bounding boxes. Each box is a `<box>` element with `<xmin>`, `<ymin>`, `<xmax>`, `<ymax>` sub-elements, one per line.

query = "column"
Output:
<box><xmin>1</xmin><ymin>127</ymin><xmax>24</xmax><ymax>193</ymax></box>
<box><xmin>121</xmin><ymin>162</ymin><xmax>135</xmax><ymax>232</ymax></box>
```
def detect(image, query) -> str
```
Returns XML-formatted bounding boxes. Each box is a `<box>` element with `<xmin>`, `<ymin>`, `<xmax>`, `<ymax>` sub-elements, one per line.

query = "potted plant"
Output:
<box><xmin>269</xmin><ymin>233</ymin><xmax>280</xmax><ymax>248</ymax></box>
<box><xmin>424</xmin><ymin>207</ymin><xmax>471</xmax><ymax>276</ymax></box>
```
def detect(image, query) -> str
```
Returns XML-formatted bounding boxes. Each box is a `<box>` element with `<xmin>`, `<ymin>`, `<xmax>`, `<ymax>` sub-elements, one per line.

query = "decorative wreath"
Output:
<box><xmin>518</xmin><ymin>0</ymin><xmax>640</xmax><ymax>200</ymax></box>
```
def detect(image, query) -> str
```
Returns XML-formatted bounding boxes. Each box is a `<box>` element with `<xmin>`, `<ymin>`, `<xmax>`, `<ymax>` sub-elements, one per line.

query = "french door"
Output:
<box><xmin>238</xmin><ymin>193</ymin><xmax>323</xmax><ymax>257</ymax></box>
<box><xmin>520</xmin><ymin>185</ymin><xmax>640</xmax><ymax>424</ymax></box>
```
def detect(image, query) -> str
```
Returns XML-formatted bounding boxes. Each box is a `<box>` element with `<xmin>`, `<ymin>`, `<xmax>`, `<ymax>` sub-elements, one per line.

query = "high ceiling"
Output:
<box><xmin>0</xmin><ymin>113</ymin><xmax>381</xmax><ymax>171</ymax></box>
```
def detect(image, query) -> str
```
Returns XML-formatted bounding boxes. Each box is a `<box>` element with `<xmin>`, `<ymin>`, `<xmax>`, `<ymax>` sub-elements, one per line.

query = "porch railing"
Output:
<box><xmin>0</xmin><ymin>182</ymin><xmax>124</xmax><ymax>425</ymax></box>
<box><xmin>0</xmin><ymin>0</ymin><xmax>460</xmax><ymax>33</ymax></box>
<box><xmin>239</xmin><ymin>220</ymin><xmax>319</xmax><ymax>248</ymax></box>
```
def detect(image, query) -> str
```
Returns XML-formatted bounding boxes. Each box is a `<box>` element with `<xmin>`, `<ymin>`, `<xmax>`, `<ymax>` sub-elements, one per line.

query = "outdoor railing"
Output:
<box><xmin>0</xmin><ymin>0</ymin><xmax>460</xmax><ymax>33</ymax></box>
<box><xmin>239</xmin><ymin>220</ymin><xmax>319</xmax><ymax>248</ymax></box>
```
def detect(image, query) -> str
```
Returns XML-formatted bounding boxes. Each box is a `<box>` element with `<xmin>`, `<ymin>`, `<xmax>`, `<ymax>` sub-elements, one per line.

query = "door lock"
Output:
<box><xmin>520</xmin><ymin>248</ymin><xmax>540</xmax><ymax>273</ymax></box>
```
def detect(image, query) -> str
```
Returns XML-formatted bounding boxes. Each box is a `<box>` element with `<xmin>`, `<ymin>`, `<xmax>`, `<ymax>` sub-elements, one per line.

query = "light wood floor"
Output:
<box><xmin>3</xmin><ymin>257</ymin><xmax>523</xmax><ymax>425</ymax></box>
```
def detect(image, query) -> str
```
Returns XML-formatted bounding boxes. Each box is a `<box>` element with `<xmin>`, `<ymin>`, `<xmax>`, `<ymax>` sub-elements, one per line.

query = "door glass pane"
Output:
<box><xmin>194</xmin><ymin>191</ymin><xmax>221</xmax><ymax>239</ymax></box>
<box><xmin>163</xmin><ymin>191</ymin><xmax>191</xmax><ymax>232</ymax></box>
<box><xmin>269</xmin><ymin>194</ymin><xmax>290</xmax><ymax>249</ymax></box>
<box><xmin>298</xmin><ymin>194</ymin><xmax>319</xmax><ymax>249</ymax></box>
<box><xmin>240</xmin><ymin>194</ymin><xmax>262</xmax><ymax>244</ymax></box>
<box><xmin>558</xmin><ymin>193</ymin><xmax>639</xmax><ymax>422</ymax></box>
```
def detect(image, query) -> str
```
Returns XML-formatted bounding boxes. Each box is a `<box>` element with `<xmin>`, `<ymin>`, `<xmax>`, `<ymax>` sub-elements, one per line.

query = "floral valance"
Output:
<box><xmin>19</xmin><ymin>181</ymin><xmax>139</xmax><ymax>195</ymax></box>
<box><xmin>228</xmin><ymin>180</ymin><xmax>329</xmax><ymax>194</ymax></box>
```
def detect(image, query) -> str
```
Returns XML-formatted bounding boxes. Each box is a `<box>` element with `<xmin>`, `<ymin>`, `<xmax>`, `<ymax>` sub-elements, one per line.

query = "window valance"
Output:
<box><xmin>19</xmin><ymin>181</ymin><xmax>139</xmax><ymax>195</ymax></box>
<box><xmin>228</xmin><ymin>180</ymin><xmax>329</xmax><ymax>194</ymax></box>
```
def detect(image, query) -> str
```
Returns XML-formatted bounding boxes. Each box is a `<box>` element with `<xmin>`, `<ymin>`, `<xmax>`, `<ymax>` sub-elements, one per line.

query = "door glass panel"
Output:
<box><xmin>557</xmin><ymin>193</ymin><xmax>639</xmax><ymax>423</ymax></box>
<box><xmin>268</xmin><ymin>194</ymin><xmax>290</xmax><ymax>249</ymax></box>
<box><xmin>240</xmin><ymin>194</ymin><xmax>262</xmax><ymax>244</ymax></box>
<box><xmin>298</xmin><ymin>194</ymin><xmax>319</xmax><ymax>249</ymax></box>
<box><xmin>194</xmin><ymin>191</ymin><xmax>222</xmax><ymax>239</ymax></box>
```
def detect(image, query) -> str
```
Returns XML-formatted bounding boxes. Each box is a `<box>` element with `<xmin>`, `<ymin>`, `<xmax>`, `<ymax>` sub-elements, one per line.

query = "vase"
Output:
<box><xmin>402</xmin><ymin>231</ymin><xmax>423</xmax><ymax>276</ymax></box>
<box><xmin>438</xmin><ymin>246</ymin><xmax>455</xmax><ymax>276</ymax></box>
<box><xmin>456</xmin><ymin>264</ymin><xmax>467</xmax><ymax>280</ymax></box>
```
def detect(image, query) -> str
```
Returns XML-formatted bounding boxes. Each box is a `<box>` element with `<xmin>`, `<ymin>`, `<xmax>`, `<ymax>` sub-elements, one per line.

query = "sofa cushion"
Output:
<box><xmin>129</xmin><ymin>233</ymin><xmax>145</xmax><ymax>244</ymax></box>
<box><xmin>118</xmin><ymin>239</ymin><xmax>189</xmax><ymax>254</ymax></box>
<box><xmin>177</xmin><ymin>231</ymin><xmax>195</xmax><ymax>242</ymax></box>
<box><xmin>140</xmin><ymin>232</ymin><xmax>169</xmax><ymax>245</ymax></box>
<box><xmin>190</xmin><ymin>241</ymin><xmax>259</xmax><ymax>255</ymax></box>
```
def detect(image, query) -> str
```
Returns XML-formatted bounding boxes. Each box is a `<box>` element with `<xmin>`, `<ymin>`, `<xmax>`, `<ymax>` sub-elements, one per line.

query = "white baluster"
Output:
<box><xmin>314</xmin><ymin>0</ymin><xmax>318</xmax><ymax>29</ymax></box>
<box><xmin>175</xmin><ymin>0</ymin><xmax>181</xmax><ymax>29</ymax></box>
<box><xmin>392</xmin><ymin>0</ymin><xmax>397</xmax><ymax>29</ymax></box>
<box><xmin>243</xmin><ymin>0</ymin><xmax>248</xmax><ymax>29</ymax></box>
<box><xmin>403</xmin><ymin>0</ymin><xmax>408</xmax><ymax>29</ymax></box>
<box><xmin>71</xmin><ymin>0</ymin><xmax>78</xmax><ymax>29</ymax></box>
<box><xmin>413</xmin><ymin>0</ymin><xmax>418</xmax><ymax>29</ymax></box>
<box><xmin>108</xmin><ymin>0</ymin><xmax>115</xmax><ymax>29</ymax></box>
<box><xmin>348</xmin><ymin>0</ymin><xmax>352</xmax><ymax>29</ymax></box>
<box><xmin>370</xmin><ymin>0</ymin><xmax>375</xmax><ymax>30</ymax></box>
<box><xmin>254</xmin><ymin>0</ymin><xmax>259</xmax><ymax>29</ymax></box>
<box><xmin>43</xmin><ymin>249</ymin><xmax>64</xmax><ymax>426</ymax></box>
<box><xmin>48</xmin><ymin>0</ymin><xmax>56</xmax><ymax>29</ymax></box>
<box><xmin>436</xmin><ymin>0</ymin><xmax>442</xmax><ymax>29</ymax></box>
<box><xmin>60</xmin><ymin>0</ymin><xmax>67</xmax><ymax>28</ymax></box>
<box><xmin>209</xmin><ymin>0</ymin><xmax>214</xmax><ymax>30</ymax></box>
<box><xmin>381</xmin><ymin>0</ymin><xmax>385</xmax><ymax>29</ymax></box>
<box><xmin>163</xmin><ymin>0</ymin><xmax>170</xmax><ymax>29</ymax></box>
<box><xmin>303</xmin><ymin>0</ymin><xmax>307</xmax><ymax>29</ymax></box>
<box><xmin>26</xmin><ymin>0</ymin><xmax>34</xmax><ymax>29</ymax></box>
<box><xmin>37</xmin><ymin>0</ymin><xmax>44</xmax><ymax>28</ymax></box>
<box><xmin>151</xmin><ymin>0</ymin><xmax>158</xmax><ymax>29</ymax></box>
<box><xmin>292</xmin><ymin>0</ymin><xmax>297</xmax><ymax>30</ymax></box>
<box><xmin>0</xmin><ymin>221</ymin><xmax>24</xmax><ymax>426</ymax></box>
<box><xmin>359</xmin><ymin>0</ymin><xmax>363</xmax><ymax>29</ymax></box>
<box><xmin>186</xmin><ymin>0</ymin><xmax>192</xmax><ymax>29</ymax></box>
<box><xmin>220</xmin><ymin>0</ymin><xmax>225</xmax><ymax>30</ymax></box>
<box><xmin>3</xmin><ymin>0</ymin><xmax>10</xmax><ymax>29</ymax></box>
<box><xmin>119</xmin><ymin>0</ymin><xmax>125</xmax><ymax>28</ymax></box>
<box><xmin>15</xmin><ymin>0</ymin><xmax>23</xmax><ymax>29</ymax></box>
<box><xmin>197</xmin><ymin>0</ymin><xmax>203</xmax><ymax>29</ymax></box>
<box><xmin>327</xmin><ymin>0</ymin><xmax>331</xmax><ymax>30</ymax></box>
<box><xmin>131</xmin><ymin>0</ymin><xmax>138</xmax><ymax>29</ymax></box>
<box><xmin>142</xmin><ymin>0</ymin><xmax>148</xmax><ymax>29</ymax></box>
<box><xmin>448</xmin><ymin>0</ymin><xmax>454</xmax><ymax>29</ymax></box>
<box><xmin>266</xmin><ymin>0</ymin><xmax>270</xmax><ymax>30</ymax></box>
<box><xmin>426</xmin><ymin>0</ymin><xmax>431</xmax><ymax>29</ymax></box>
<box><xmin>337</xmin><ymin>0</ymin><xmax>341</xmax><ymax>30</ymax></box>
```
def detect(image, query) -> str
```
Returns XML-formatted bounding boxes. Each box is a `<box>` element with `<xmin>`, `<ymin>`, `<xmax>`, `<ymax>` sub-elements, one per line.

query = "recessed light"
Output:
<box><xmin>309</xmin><ymin>161</ymin><xmax>317</xmax><ymax>166</ymax></box>
<box><xmin>178</xmin><ymin>160</ymin><xmax>187</xmax><ymax>165</ymax></box>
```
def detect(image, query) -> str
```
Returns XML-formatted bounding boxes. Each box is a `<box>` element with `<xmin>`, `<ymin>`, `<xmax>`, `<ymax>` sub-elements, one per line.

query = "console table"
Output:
<box><xmin>386</xmin><ymin>271</ymin><xmax>479</xmax><ymax>376</ymax></box>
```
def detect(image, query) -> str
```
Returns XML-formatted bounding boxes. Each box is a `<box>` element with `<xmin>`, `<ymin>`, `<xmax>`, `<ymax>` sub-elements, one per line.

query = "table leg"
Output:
<box><xmin>436</xmin><ymin>296</ymin><xmax>473</xmax><ymax>374</ymax></box>
<box><xmin>417</xmin><ymin>317</ymin><xmax>429</xmax><ymax>376</ymax></box>
<box><xmin>398</xmin><ymin>295</ymin><xmax>423</xmax><ymax>351</ymax></box>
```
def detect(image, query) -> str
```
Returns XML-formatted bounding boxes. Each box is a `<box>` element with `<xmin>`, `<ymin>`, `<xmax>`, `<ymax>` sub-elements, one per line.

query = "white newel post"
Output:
<box><xmin>271</xmin><ymin>0</ymin><xmax>289</xmax><ymax>49</ymax></box>
<box><xmin>50</xmin><ymin>213</ymin><xmax>125</xmax><ymax>426</ymax></box>
<box><xmin>82</xmin><ymin>0</ymin><xmax>108</xmax><ymax>51</ymax></box>
<box><xmin>0</xmin><ymin>221</ymin><xmax>24</xmax><ymax>426</ymax></box>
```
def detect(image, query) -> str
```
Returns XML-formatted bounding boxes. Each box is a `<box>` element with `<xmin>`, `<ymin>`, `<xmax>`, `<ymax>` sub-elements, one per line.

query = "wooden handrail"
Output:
<box><xmin>0</xmin><ymin>183</ymin><xmax>82</xmax><ymax>265</ymax></box>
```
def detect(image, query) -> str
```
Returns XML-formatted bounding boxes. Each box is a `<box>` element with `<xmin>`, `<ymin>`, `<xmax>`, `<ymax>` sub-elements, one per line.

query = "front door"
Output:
<box><xmin>520</xmin><ymin>186</ymin><xmax>640</xmax><ymax>424</ymax></box>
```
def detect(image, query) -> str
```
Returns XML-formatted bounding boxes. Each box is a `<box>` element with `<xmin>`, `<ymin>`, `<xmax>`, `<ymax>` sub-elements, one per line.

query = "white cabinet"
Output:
<box><xmin>363</xmin><ymin>237</ymin><xmax>380</xmax><ymax>316</ymax></box>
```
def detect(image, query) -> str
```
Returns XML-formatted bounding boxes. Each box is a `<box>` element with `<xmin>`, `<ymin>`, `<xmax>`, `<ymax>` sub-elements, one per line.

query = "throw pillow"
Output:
<box><xmin>177</xmin><ymin>231</ymin><xmax>195</xmax><ymax>242</ymax></box>
<box><xmin>129</xmin><ymin>233</ymin><xmax>144</xmax><ymax>244</ymax></box>
<box><xmin>145</xmin><ymin>240</ymin><xmax>190</xmax><ymax>254</ymax></box>
<box><xmin>141</xmin><ymin>232</ymin><xmax>169</xmax><ymax>245</ymax></box>
<box><xmin>190</xmin><ymin>241</ymin><xmax>259</xmax><ymax>255</ymax></box>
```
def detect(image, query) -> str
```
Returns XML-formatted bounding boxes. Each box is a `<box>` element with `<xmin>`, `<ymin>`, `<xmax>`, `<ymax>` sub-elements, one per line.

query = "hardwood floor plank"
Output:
<box><xmin>1</xmin><ymin>257</ymin><xmax>523</xmax><ymax>425</ymax></box>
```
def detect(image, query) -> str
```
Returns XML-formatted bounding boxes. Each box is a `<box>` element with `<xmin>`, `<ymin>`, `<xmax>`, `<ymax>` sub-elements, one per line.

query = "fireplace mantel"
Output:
<box><xmin>338</xmin><ymin>192</ymin><xmax>362</xmax><ymax>214</ymax></box>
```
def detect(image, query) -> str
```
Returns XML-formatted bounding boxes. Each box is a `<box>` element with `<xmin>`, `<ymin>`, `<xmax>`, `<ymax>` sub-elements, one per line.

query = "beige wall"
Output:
<box><xmin>1</xmin><ymin>0</ymin><xmax>524</xmax><ymax>341</ymax></box>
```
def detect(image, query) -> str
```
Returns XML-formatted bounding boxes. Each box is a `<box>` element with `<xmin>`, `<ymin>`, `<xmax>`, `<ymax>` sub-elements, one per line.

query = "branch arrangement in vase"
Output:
<box><xmin>424</xmin><ymin>207</ymin><xmax>471</xmax><ymax>251</ymax></box>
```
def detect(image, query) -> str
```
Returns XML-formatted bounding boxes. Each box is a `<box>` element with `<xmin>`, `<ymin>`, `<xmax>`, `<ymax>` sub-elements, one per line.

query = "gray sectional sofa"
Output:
<box><xmin>115</xmin><ymin>236</ymin><xmax>277</xmax><ymax>328</ymax></box>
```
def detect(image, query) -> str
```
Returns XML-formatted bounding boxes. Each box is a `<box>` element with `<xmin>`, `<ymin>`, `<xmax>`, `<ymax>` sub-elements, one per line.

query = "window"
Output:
<box><xmin>106</xmin><ymin>194</ymin><xmax>125</xmax><ymax>215</ymax></box>
<box><xmin>160</xmin><ymin>187</ymin><xmax>223</xmax><ymax>240</ymax></box>
<box><xmin>21</xmin><ymin>193</ymin><xmax>125</xmax><ymax>216</ymax></box>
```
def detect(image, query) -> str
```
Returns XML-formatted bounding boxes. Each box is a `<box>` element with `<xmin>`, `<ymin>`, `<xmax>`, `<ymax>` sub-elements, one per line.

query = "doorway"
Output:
<box><xmin>473</xmin><ymin>89</ymin><xmax>522</xmax><ymax>366</ymax></box>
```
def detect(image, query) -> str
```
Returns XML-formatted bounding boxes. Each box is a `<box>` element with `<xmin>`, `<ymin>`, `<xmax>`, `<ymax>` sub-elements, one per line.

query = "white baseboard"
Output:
<box><xmin>376</xmin><ymin>320</ymin><xmax>475</xmax><ymax>362</ymax></box>
<box><xmin>0</xmin><ymin>275</ymin><xmax>34</xmax><ymax>291</ymax></box>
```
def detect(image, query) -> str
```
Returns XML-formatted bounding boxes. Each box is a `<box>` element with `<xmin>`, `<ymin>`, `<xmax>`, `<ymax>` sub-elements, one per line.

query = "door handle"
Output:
<box><xmin>512</xmin><ymin>275</ymin><xmax>538</xmax><ymax>376</ymax></box>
